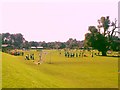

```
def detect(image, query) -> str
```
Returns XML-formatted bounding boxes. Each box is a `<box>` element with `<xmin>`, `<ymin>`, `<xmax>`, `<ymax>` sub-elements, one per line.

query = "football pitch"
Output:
<box><xmin>2</xmin><ymin>50</ymin><xmax>118</xmax><ymax>88</ymax></box>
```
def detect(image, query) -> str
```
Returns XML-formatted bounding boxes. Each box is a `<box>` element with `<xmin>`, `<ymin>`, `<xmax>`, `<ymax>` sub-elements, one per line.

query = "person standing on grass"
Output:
<box><xmin>67</xmin><ymin>52</ymin><xmax>70</xmax><ymax>58</ymax></box>
<box><xmin>76</xmin><ymin>53</ymin><xmax>78</xmax><ymax>57</ymax></box>
<box><xmin>65</xmin><ymin>52</ymin><xmax>67</xmax><ymax>57</ymax></box>
<box><xmin>81</xmin><ymin>52</ymin><xmax>83</xmax><ymax>57</ymax></box>
<box><xmin>30</xmin><ymin>54</ymin><xmax>34</xmax><ymax>60</ymax></box>
<box><xmin>38</xmin><ymin>52</ymin><xmax>43</xmax><ymax>64</ymax></box>
<box><xmin>98</xmin><ymin>52</ymin><xmax>100</xmax><ymax>56</ymax></box>
<box><xmin>92</xmin><ymin>52</ymin><xmax>94</xmax><ymax>57</ymax></box>
<box><xmin>32</xmin><ymin>54</ymin><xmax>34</xmax><ymax>60</ymax></box>
<box><xmin>21</xmin><ymin>52</ymin><xmax>24</xmax><ymax>56</ymax></box>
<box><xmin>72</xmin><ymin>53</ymin><xmax>74</xmax><ymax>57</ymax></box>
<box><xmin>70</xmin><ymin>52</ymin><xmax>72</xmax><ymax>58</ymax></box>
<box><xmin>25</xmin><ymin>54</ymin><xmax>29</xmax><ymax>60</ymax></box>
<box><xmin>79</xmin><ymin>52</ymin><xmax>81</xmax><ymax>57</ymax></box>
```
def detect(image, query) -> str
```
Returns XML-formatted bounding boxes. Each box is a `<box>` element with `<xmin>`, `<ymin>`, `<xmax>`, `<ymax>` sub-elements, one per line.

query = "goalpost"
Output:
<box><xmin>31</xmin><ymin>46</ymin><xmax>43</xmax><ymax>64</ymax></box>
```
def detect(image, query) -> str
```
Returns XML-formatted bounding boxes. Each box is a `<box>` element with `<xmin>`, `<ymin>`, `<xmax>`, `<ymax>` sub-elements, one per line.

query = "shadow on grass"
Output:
<box><xmin>97</xmin><ymin>55</ymin><xmax>120</xmax><ymax>58</ymax></box>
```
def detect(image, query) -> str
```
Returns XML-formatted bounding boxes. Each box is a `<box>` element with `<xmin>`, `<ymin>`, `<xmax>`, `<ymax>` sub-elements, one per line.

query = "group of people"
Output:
<box><xmin>63</xmin><ymin>50</ymin><xmax>99</xmax><ymax>58</ymax></box>
<box><xmin>24</xmin><ymin>51</ymin><xmax>44</xmax><ymax>65</ymax></box>
<box><xmin>24</xmin><ymin>51</ymin><xmax>49</xmax><ymax>65</ymax></box>
<box><xmin>64</xmin><ymin>51</ymin><xmax>85</xmax><ymax>58</ymax></box>
<box><xmin>25</xmin><ymin>54</ymin><xmax>34</xmax><ymax>60</ymax></box>
<box><xmin>10</xmin><ymin>51</ymin><xmax>24</xmax><ymax>56</ymax></box>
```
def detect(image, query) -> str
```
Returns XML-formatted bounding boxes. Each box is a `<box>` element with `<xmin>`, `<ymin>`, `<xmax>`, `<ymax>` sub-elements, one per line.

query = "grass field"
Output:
<box><xmin>2</xmin><ymin>50</ymin><xmax>118</xmax><ymax>88</ymax></box>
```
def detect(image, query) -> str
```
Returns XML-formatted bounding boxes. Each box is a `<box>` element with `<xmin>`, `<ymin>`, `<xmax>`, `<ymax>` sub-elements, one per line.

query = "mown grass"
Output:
<box><xmin>2</xmin><ymin>50</ymin><xmax>118</xmax><ymax>88</ymax></box>
<box><xmin>0</xmin><ymin>52</ymin><xmax>2</xmax><ymax>89</ymax></box>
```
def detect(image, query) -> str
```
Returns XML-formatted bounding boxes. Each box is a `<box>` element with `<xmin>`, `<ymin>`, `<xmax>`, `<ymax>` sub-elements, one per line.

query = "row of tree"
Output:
<box><xmin>1</xmin><ymin>33</ymin><xmax>84</xmax><ymax>49</ymax></box>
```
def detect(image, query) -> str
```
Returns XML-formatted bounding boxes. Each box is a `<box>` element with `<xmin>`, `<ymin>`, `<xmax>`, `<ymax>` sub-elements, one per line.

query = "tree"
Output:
<box><xmin>40</xmin><ymin>41</ymin><xmax>48</xmax><ymax>48</ymax></box>
<box><xmin>29</xmin><ymin>41</ymin><xmax>39</xmax><ymax>47</ymax></box>
<box><xmin>2</xmin><ymin>33</ymin><xmax>26</xmax><ymax>49</ymax></box>
<box><xmin>66</xmin><ymin>38</ymin><xmax>79</xmax><ymax>49</ymax></box>
<box><xmin>84</xmin><ymin>26</ymin><xmax>109</xmax><ymax>56</ymax></box>
<box><xmin>0</xmin><ymin>34</ymin><xmax>2</xmax><ymax>49</ymax></box>
<box><xmin>110</xmin><ymin>36</ymin><xmax>120</xmax><ymax>51</ymax></box>
<box><xmin>59</xmin><ymin>42</ymin><xmax>66</xmax><ymax>49</ymax></box>
<box><xmin>22</xmin><ymin>41</ymin><xmax>30</xmax><ymax>49</ymax></box>
<box><xmin>84</xmin><ymin>16</ymin><xmax>120</xmax><ymax>56</ymax></box>
<box><xmin>13</xmin><ymin>33</ymin><xmax>25</xmax><ymax>48</ymax></box>
<box><xmin>2</xmin><ymin>33</ymin><xmax>11</xmax><ymax>44</ymax></box>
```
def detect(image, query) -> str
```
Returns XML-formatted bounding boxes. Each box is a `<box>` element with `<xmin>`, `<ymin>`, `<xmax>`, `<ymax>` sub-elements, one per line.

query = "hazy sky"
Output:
<box><xmin>0</xmin><ymin>0</ymin><xmax>119</xmax><ymax>42</ymax></box>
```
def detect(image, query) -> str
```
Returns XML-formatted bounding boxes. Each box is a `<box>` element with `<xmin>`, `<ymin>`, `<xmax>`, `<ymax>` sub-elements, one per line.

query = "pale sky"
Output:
<box><xmin>0</xmin><ymin>0</ymin><xmax>119</xmax><ymax>42</ymax></box>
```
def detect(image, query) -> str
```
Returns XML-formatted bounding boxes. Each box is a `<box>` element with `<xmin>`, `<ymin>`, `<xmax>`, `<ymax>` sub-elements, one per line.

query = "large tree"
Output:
<box><xmin>84</xmin><ymin>16</ymin><xmax>120</xmax><ymax>56</ymax></box>
<box><xmin>2</xmin><ymin>33</ymin><xmax>25</xmax><ymax>49</ymax></box>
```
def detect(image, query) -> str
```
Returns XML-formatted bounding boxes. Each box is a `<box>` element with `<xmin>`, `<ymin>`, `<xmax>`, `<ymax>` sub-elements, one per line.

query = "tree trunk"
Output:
<box><xmin>102</xmin><ymin>51</ymin><xmax>107</xmax><ymax>56</ymax></box>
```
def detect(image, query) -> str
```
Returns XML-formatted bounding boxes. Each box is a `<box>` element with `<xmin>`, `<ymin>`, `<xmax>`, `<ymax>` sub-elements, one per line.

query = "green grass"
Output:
<box><xmin>0</xmin><ymin>52</ymin><xmax>2</xmax><ymax>89</ymax></box>
<box><xmin>2</xmin><ymin>50</ymin><xmax>118</xmax><ymax>88</ymax></box>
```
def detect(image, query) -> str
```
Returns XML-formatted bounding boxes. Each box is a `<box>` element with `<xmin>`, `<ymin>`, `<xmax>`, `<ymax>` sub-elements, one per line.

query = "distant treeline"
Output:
<box><xmin>1</xmin><ymin>33</ymin><xmax>84</xmax><ymax>49</ymax></box>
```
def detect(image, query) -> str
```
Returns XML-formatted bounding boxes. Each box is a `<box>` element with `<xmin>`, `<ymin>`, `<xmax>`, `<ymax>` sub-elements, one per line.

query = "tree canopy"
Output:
<box><xmin>1</xmin><ymin>33</ymin><xmax>84</xmax><ymax>50</ymax></box>
<box><xmin>84</xmin><ymin>16</ymin><xmax>120</xmax><ymax>56</ymax></box>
